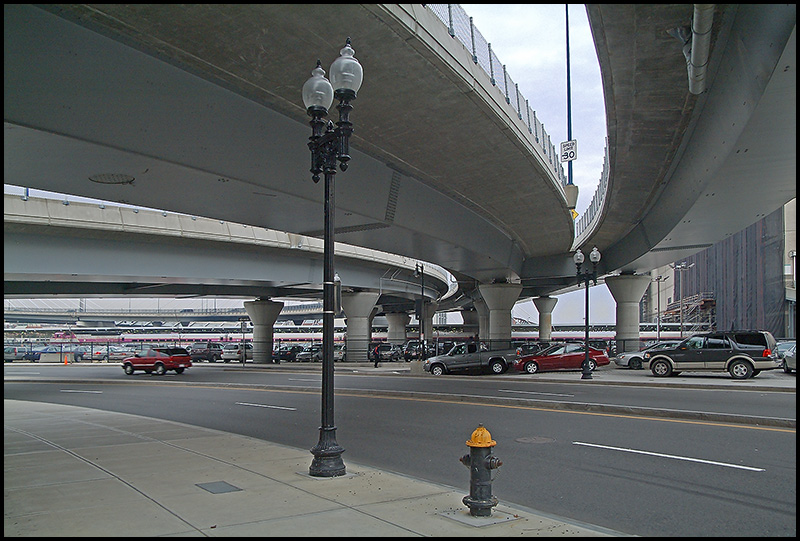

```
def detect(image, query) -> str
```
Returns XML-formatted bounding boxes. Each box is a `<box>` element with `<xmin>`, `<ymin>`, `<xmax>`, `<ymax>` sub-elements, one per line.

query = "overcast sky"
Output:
<box><xmin>461</xmin><ymin>4</ymin><xmax>615</xmax><ymax>324</ymax></box>
<box><xmin>5</xmin><ymin>4</ymin><xmax>617</xmax><ymax>324</ymax></box>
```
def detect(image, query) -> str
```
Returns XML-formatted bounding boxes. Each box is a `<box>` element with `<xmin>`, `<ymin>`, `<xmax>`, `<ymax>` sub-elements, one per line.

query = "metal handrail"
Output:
<box><xmin>425</xmin><ymin>4</ymin><xmax>610</xmax><ymax>241</ymax></box>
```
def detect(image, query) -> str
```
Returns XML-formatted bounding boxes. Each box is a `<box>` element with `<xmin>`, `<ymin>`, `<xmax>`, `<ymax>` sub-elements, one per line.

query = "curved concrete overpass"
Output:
<box><xmin>4</xmin><ymin>4</ymin><xmax>796</xmax><ymax>341</ymax></box>
<box><xmin>3</xmin><ymin>194</ymin><xmax>452</xmax><ymax>312</ymax></box>
<box><xmin>4</xmin><ymin>4</ymin><xmax>573</xmax><ymax>293</ymax></box>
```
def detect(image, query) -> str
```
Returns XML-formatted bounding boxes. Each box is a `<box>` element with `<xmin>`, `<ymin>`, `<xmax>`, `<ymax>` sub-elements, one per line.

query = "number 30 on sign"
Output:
<box><xmin>560</xmin><ymin>140</ymin><xmax>577</xmax><ymax>162</ymax></box>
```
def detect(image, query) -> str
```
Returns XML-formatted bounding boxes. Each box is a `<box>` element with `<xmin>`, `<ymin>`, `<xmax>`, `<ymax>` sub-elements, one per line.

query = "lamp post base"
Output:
<box><xmin>309</xmin><ymin>428</ymin><xmax>346</xmax><ymax>477</ymax></box>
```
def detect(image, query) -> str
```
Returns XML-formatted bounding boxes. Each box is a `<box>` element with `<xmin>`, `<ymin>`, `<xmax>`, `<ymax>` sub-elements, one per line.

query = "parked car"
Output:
<box><xmin>189</xmin><ymin>341</ymin><xmax>224</xmax><ymax>362</ymax></box>
<box><xmin>274</xmin><ymin>344</ymin><xmax>305</xmax><ymax>362</ymax></box>
<box><xmin>5</xmin><ymin>345</ymin><xmax>35</xmax><ymax>362</ymax></box>
<box><xmin>333</xmin><ymin>343</ymin><xmax>346</xmax><ymax>361</ymax></box>
<box><xmin>221</xmin><ymin>342</ymin><xmax>253</xmax><ymax>362</ymax></box>
<box><xmin>371</xmin><ymin>343</ymin><xmax>402</xmax><ymax>362</ymax></box>
<box><xmin>515</xmin><ymin>341</ymin><xmax>555</xmax><ymax>357</ymax></box>
<box><xmin>776</xmin><ymin>340</ymin><xmax>796</xmax><ymax>360</ymax></box>
<box><xmin>613</xmin><ymin>340</ymin><xmax>680</xmax><ymax>369</ymax></box>
<box><xmin>782</xmin><ymin>344</ymin><xmax>795</xmax><ymax>374</ymax></box>
<box><xmin>646</xmin><ymin>330</ymin><xmax>778</xmax><ymax>379</ymax></box>
<box><xmin>513</xmin><ymin>342</ymin><xmax>610</xmax><ymax>374</ymax></box>
<box><xmin>296</xmin><ymin>345</ymin><xmax>323</xmax><ymax>362</ymax></box>
<box><xmin>423</xmin><ymin>342</ymin><xmax>516</xmax><ymax>375</ymax></box>
<box><xmin>21</xmin><ymin>345</ymin><xmax>85</xmax><ymax>362</ymax></box>
<box><xmin>86</xmin><ymin>345</ymin><xmax>131</xmax><ymax>361</ymax></box>
<box><xmin>403</xmin><ymin>340</ymin><xmax>436</xmax><ymax>361</ymax></box>
<box><xmin>122</xmin><ymin>347</ymin><xmax>192</xmax><ymax>375</ymax></box>
<box><xmin>69</xmin><ymin>345</ymin><xmax>91</xmax><ymax>362</ymax></box>
<box><xmin>22</xmin><ymin>346</ymin><xmax>49</xmax><ymax>361</ymax></box>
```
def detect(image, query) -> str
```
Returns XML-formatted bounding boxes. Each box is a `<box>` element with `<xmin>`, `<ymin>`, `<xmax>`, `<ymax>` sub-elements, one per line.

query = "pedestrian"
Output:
<box><xmin>373</xmin><ymin>344</ymin><xmax>381</xmax><ymax>368</ymax></box>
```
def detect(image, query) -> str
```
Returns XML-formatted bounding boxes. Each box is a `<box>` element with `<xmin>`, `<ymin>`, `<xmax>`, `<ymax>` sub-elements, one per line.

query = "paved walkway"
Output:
<box><xmin>4</xmin><ymin>399</ymin><xmax>625</xmax><ymax>537</ymax></box>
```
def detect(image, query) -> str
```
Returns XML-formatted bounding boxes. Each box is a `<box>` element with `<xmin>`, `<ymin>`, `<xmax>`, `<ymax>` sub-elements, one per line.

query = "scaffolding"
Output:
<box><xmin>662</xmin><ymin>292</ymin><xmax>716</xmax><ymax>334</ymax></box>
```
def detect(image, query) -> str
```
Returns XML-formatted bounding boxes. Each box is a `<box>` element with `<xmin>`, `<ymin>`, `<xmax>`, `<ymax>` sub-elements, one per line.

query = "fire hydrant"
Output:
<box><xmin>459</xmin><ymin>424</ymin><xmax>502</xmax><ymax>516</ymax></box>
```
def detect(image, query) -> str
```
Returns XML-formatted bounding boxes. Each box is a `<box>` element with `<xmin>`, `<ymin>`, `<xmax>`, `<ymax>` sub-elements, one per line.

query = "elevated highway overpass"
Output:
<box><xmin>5</xmin><ymin>4</ymin><xmax>796</xmax><ymax>351</ymax></box>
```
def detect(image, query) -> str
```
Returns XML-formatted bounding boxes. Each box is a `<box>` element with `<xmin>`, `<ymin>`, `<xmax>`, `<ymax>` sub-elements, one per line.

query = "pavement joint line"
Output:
<box><xmin>4</xmin><ymin>424</ymin><xmax>205</xmax><ymax>535</ymax></box>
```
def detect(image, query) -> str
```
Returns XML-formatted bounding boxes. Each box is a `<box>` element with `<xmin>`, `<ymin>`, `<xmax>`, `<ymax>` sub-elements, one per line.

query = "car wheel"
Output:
<box><xmin>488</xmin><ymin>360</ymin><xmax>505</xmax><ymax>374</ymax></box>
<box><xmin>154</xmin><ymin>363</ymin><xmax>166</xmax><ymax>376</ymax></box>
<box><xmin>629</xmin><ymin>357</ymin><xmax>642</xmax><ymax>370</ymax></box>
<box><xmin>524</xmin><ymin>361</ymin><xmax>539</xmax><ymax>374</ymax></box>
<box><xmin>651</xmin><ymin>359</ymin><xmax>672</xmax><ymax>377</ymax></box>
<box><xmin>175</xmin><ymin>368</ymin><xmax>185</xmax><ymax>374</ymax></box>
<box><xmin>729</xmin><ymin>359</ymin><xmax>753</xmax><ymax>379</ymax></box>
<box><xmin>123</xmin><ymin>363</ymin><xmax>134</xmax><ymax>375</ymax></box>
<box><xmin>430</xmin><ymin>364</ymin><xmax>445</xmax><ymax>376</ymax></box>
<box><xmin>588</xmin><ymin>359</ymin><xmax>597</xmax><ymax>371</ymax></box>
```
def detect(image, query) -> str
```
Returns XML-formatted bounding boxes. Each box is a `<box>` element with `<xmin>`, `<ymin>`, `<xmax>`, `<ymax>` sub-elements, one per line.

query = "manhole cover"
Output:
<box><xmin>515</xmin><ymin>436</ymin><xmax>555</xmax><ymax>444</ymax></box>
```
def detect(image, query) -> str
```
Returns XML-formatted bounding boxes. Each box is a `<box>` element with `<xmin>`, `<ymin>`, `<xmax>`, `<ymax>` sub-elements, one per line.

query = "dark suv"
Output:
<box><xmin>645</xmin><ymin>330</ymin><xmax>778</xmax><ymax>379</ymax></box>
<box><xmin>189</xmin><ymin>341</ymin><xmax>224</xmax><ymax>362</ymax></box>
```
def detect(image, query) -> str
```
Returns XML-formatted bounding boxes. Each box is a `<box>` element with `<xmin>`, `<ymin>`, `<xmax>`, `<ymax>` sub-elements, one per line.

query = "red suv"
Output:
<box><xmin>122</xmin><ymin>347</ymin><xmax>192</xmax><ymax>375</ymax></box>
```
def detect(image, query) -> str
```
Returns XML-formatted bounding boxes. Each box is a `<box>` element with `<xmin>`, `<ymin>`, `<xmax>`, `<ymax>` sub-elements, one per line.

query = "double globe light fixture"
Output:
<box><xmin>301</xmin><ymin>38</ymin><xmax>363</xmax><ymax>478</ymax></box>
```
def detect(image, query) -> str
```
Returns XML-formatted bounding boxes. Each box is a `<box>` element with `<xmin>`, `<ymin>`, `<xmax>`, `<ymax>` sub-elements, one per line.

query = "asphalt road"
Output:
<box><xmin>4</xmin><ymin>363</ymin><xmax>796</xmax><ymax>536</ymax></box>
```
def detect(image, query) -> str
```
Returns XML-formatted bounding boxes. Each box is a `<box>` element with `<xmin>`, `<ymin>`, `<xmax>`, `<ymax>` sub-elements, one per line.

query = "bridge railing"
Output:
<box><xmin>426</xmin><ymin>4</ymin><xmax>567</xmax><ymax>186</ymax></box>
<box><xmin>426</xmin><ymin>5</ymin><xmax>610</xmax><ymax>242</ymax></box>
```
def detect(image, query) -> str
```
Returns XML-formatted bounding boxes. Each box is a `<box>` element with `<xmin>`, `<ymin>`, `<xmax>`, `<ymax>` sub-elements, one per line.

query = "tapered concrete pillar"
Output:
<box><xmin>341</xmin><ymin>292</ymin><xmax>379</xmax><ymax>362</ymax></box>
<box><xmin>421</xmin><ymin>301</ymin><xmax>439</xmax><ymax>344</ymax></box>
<box><xmin>386</xmin><ymin>312</ymin><xmax>410</xmax><ymax>344</ymax></box>
<box><xmin>533</xmin><ymin>296</ymin><xmax>558</xmax><ymax>342</ymax></box>
<box><xmin>605</xmin><ymin>274</ymin><xmax>651</xmax><ymax>353</ymax></box>
<box><xmin>478</xmin><ymin>283</ymin><xmax>522</xmax><ymax>350</ymax></box>
<box><xmin>461</xmin><ymin>309</ymin><xmax>479</xmax><ymax>338</ymax></box>
<box><xmin>244</xmin><ymin>298</ymin><xmax>284</xmax><ymax>363</ymax></box>
<box><xmin>472</xmin><ymin>298</ymin><xmax>489</xmax><ymax>342</ymax></box>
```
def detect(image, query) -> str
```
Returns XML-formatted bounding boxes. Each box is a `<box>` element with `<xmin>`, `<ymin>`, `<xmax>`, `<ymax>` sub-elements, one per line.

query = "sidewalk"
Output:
<box><xmin>4</xmin><ymin>400</ymin><xmax>626</xmax><ymax>537</ymax></box>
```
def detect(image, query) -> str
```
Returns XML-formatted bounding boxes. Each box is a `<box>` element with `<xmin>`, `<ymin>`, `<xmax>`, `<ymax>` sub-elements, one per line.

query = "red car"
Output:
<box><xmin>513</xmin><ymin>342</ymin><xmax>610</xmax><ymax>374</ymax></box>
<box><xmin>122</xmin><ymin>347</ymin><xmax>192</xmax><ymax>375</ymax></box>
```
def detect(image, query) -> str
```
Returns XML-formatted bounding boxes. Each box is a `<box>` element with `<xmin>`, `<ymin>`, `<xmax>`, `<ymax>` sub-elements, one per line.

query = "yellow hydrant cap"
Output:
<box><xmin>466</xmin><ymin>424</ymin><xmax>496</xmax><ymax>448</ymax></box>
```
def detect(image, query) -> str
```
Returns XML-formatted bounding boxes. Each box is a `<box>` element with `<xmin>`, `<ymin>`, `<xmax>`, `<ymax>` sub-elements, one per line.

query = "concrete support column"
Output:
<box><xmin>341</xmin><ymin>292</ymin><xmax>379</xmax><ymax>362</ymax></box>
<box><xmin>478</xmin><ymin>283</ymin><xmax>522</xmax><ymax>350</ymax></box>
<box><xmin>605</xmin><ymin>274</ymin><xmax>651</xmax><ymax>353</ymax></box>
<box><xmin>533</xmin><ymin>296</ymin><xmax>558</xmax><ymax>342</ymax></box>
<box><xmin>472</xmin><ymin>298</ymin><xmax>489</xmax><ymax>342</ymax></box>
<box><xmin>244</xmin><ymin>298</ymin><xmax>284</xmax><ymax>363</ymax></box>
<box><xmin>461</xmin><ymin>309</ymin><xmax>479</xmax><ymax>338</ymax></box>
<box><xmin>422</xmin><ymin>302</ymin><xmax>439</xmax><ymax>344</ymax></box>
<box><xmin>386</xmin><ymin>312</ymin><xmax>410</xmax><ymax>344</ymax></box>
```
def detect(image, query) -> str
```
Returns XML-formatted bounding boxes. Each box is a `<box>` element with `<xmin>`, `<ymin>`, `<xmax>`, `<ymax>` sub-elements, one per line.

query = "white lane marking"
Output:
<box><xmin>572</xmin><ymin>441</ymin><xmax>765</xmax><ymax>472</ymax></box>
<box><xmin>499</xmin><ymin>388</ymin><xmax>574</xmax><ymax>398</ymax></box>
<box><xmin>60</xmin><ymin>389</ymin><xmax>103</xmax><ymax>394</ymax></box>
<box><xmin>236</xmin><ymin>402</ymin><xmax>296</xmax><ymax>411</ymax></box>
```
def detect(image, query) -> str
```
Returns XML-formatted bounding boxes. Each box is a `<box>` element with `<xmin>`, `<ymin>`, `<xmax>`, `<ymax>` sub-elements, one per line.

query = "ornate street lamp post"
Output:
<box><xmin>574</xmin><ymin>246</ymin><xmax>601</xmax><ymax>380</ymax></box>
<box><xmin>302</xmin><ymin>38</ymin><xmax>363</xmax><ymax>477</ymax></box>
<box><xmin>414</xmin><ymin>263</ymin><xmax>425</xmax><ymax>361</ymax></box>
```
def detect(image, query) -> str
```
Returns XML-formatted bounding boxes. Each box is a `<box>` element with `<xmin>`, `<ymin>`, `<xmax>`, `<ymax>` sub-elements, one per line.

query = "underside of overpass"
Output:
<box><xmin>4</xmin><ymin>4</ymin><xmax>796</xmax><ymax>323</ymax></box>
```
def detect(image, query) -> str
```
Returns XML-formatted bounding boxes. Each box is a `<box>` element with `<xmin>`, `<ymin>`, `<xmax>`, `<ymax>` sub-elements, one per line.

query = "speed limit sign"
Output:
<box><xmin>560</xmin><ymin>140</ymin><xmax>577</xmax><ymax>162</ymax></box>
